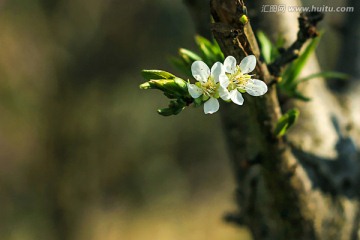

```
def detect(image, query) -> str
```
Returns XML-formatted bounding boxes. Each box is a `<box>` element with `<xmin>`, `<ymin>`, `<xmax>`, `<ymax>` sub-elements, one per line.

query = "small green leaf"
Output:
<box><xmin>174</xmin><ymin>77</ymin><xmax>187</xmax><ymax>90</ymax></box>
<box><xmin>274</xmin><ymin>108</ymin><xmax>300</xmax><ymax>137</ymax></box>
<box><xmin>193</xmin><ymin>97</ymin><xmax>202</xmax><ymax>107</ymax></box>
<box><xmin>139</xmin><ymin>78</ymin><xmax>188</xmax><ymax>98</ymax></box>
<box><xmin>141</xmin><ymin>70</ymin><xmax>176</xmax><ymax>80</ymax></box>
<box><xmin>139</xmin><ymin>82</ymin><xmax>151</xmax><ymax>89</ymax></box>
<box><xmin>257</xmin><ymin>31</ymin><xmax>273</xmax><ymax>64</ymax></box>
<box><xmin>157</xmin><ymin>99</ymin><xmax>186</xmax><ymax>116</ymax></box>
<box><xmin>157</xmin><ymin>107</ymin><xmax>175</xmax><ymax>116</ymax></box>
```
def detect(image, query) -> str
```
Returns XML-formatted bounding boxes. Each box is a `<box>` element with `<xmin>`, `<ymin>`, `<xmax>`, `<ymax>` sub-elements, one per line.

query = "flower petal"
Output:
<box><xmin>245</xmin><ymin>79</ymin><xmax>268</xmax><ymax>96</ymax></box>
<box><xmin>187</xmin><ymin>83</ymin><xmax>203</xmax><ymax>98</ymax></box>
<box><xmin>230</xmin><ymin>89</ymin><xmax>244</xmax><ymax>105</ymax></box>
<box><xmin>219</xmin><ymin>74</ymin><xmax>229</xmax><ymax>88</ymax></box>
<box><xmin>239</xmin><ymin>55</ymin><xmax>256</xmax><ymax>74</ymax></box>
<box><xmin>210</xmin><ymin>62</ymin><xmax>225</xmax><ymax>83</ymax></box>
<box><xmin>191</xmin><ymin>61</ymin><xmax>210</xmax><ymax>82</ymax></box>
<box><xmin>219</xmin><ymin>86</ymin><xmax>231</xmax><ymax>101</ymax></box>
<box><xmin>224</xmin><ymin>56</ymin><xmax>237</xmax><ymax>74</ymax></box>
<box><xmin>204</xmin><ymin>97</ymin><xmax>219</xmax><ymax>114</ymax></box>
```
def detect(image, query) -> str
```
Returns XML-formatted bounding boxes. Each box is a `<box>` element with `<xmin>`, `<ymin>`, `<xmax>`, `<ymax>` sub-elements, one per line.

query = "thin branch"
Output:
<box><xmin>268</xmin><ymin>12</ymin><xmax>324</xmax><ymax>78</ymax></box>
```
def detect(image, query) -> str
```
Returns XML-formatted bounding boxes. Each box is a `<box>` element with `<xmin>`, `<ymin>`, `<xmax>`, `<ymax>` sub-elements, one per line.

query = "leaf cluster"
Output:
<box><xmin>140</xmin><ymin>70</ymin><xmax>191</xmax><ymax>116</ymax></box>
<box><xmin>257</xmin><ymin>31</ymin><xmax>348</xmax><ymax>101</ymax></box>
<box><xmin>170</xmin><ymin>35</ymin><xmax>224</xmax><ymax>77</ymax></box>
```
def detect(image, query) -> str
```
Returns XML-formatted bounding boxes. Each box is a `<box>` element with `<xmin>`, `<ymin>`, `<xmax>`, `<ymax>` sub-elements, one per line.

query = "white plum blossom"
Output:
<box><xmin>220</xmin><ymin>55</ymin><xmax>268</xmax><ymax>105</ymax></box>
<box><xmin>187</xmin><ymin>61</ymin><xmax>230</xmax><ymax>114</ymax></box>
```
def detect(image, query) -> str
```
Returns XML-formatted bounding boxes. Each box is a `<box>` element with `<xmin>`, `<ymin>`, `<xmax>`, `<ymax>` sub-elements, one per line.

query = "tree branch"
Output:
<box><xmin>182</xmin><ymin>0</ymin><xmax>360</xmax><ymax>239</ymax></box>
<box><xmin>210</xmin><ymin>0</ymin><xmax>321</xmax><ymax>239</ymax></box>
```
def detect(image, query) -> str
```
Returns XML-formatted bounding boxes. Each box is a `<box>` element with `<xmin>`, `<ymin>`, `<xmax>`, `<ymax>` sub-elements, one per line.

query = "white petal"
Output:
<box><xmin>224</xmin><ymin>56</ymin><xmax>237</xmax><ymax>73</ymax></box>
<box><xmin>204</xmin><ymin>97</ymin><xmax>219</xmax><ymax>114</ymax></box>
<box><xmin>219</xmin><ymin>74</ymin><xmax>229</xmax><ymax>88</ymax></box>
<box><xmin>239</xmin><ymin>55</ymin><xmax>256</xmax><ymax>74</ymax></box>
<box><xmin>187</xmin><ymin>83</ymin><xmax>203</xmax><ymax>98</ymax></box>
<box><xmin>191</xmin><ymin>61</ymin><xmax>210</xmax><ymax>82</ymax></box>
<box><xmin>245</xmin><ymin>79</ymin><xmax>268</xmax><ymax>96</ymax></box>
<box><xmin>219</xmin><ymin>86</ymin><xmax>231</xmax><ymax>101</ymax></box>
<box><xmin>230</xmin><ymin>89</ymin><xmax>244</xmax><ymax>105</ymax></box>
<box><xmin>210</xmin><ymin>62</ymin><xmax>225</xmax><ymax>83</ymax></box>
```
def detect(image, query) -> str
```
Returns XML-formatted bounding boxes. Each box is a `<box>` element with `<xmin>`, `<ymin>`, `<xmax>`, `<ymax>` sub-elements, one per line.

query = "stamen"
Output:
<box><xmin>227</xmin><ymin>67</ymin><xmax>252</xmax><ymax>91</ymax></box>
<box><xmin>201</xmin><ymin>78</ymin><xmax>218</xmax><ymax>97</ymax></box>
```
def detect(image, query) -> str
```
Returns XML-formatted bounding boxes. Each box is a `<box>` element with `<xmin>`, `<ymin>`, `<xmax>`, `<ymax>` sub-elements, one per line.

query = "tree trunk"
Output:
<box><xmin>205</xmin><ymin>0</ymin><xmax>360</xmax><ymax>239</ymax></box>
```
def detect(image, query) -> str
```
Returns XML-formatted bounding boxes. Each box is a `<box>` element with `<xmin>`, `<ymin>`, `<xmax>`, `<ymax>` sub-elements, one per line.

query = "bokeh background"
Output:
<box><xmin>0</xmin><ymin>0</ymin><xmax>249</xmax><ymax>239</ymax></box>
<box><xmin>0</xmin><ymin>0</ymin><xmax>349</xmax><ymax>239</ymax></box>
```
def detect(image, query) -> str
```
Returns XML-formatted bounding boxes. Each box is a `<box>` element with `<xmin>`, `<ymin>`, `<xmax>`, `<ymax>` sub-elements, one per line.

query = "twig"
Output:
<box><xmin>268</xmin><ymin>12</ymin><xmax>324</xmax><ymax>78</ymax></box>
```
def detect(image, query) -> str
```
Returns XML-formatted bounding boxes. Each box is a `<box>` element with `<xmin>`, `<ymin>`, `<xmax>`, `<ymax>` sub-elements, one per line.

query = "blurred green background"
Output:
<box><xmin>0</xmin><ymin>0</ymin><xmax>249</xmax><ymax>239</ymax></box>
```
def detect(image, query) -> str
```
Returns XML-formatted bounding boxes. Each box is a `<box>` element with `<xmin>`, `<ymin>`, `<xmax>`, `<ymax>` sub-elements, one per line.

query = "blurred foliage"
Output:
<box><xmin>0</xmin><ymin>0</ymin><xmax>246</xmax><ymax>240</ymax></box>
<box><xmin>257</xmin><ymin>31</ymin><xmax>348</xmax><ymax>101</ymax></box>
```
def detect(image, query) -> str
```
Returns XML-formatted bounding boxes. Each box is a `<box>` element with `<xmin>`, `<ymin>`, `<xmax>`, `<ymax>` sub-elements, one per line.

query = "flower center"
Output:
<box><xmin>227</xmin><ymin>66</ymin><xmax>251</xmax><ymax>91</ymax></box>
<box><xmin>201</xmin><ymin>77</ymin><xmax>218</xmax><ymax>97</ymax></box>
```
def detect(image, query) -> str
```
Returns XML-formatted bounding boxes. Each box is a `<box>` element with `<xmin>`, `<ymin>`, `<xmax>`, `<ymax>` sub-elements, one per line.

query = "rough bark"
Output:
<box><xmin>207</xmin><ymin>0</ymin><xmax>360</xmax><ymax>239</ymax></box>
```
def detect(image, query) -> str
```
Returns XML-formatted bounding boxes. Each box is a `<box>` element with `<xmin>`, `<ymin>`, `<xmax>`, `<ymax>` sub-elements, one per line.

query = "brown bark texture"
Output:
<box><xmin>189</xmin><ymin>0</ymin><xmax>360</xmax><ymax>239</ymax></box>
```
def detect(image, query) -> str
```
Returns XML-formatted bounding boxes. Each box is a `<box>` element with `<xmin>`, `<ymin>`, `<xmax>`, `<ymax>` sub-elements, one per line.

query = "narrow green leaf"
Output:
<box><xmin>211</xmin><ymin>38</ymin><xmax>224</xmax><ymax>60</ymax></box>
<box><xmin>194</xmin><ymin>35</ymin><xmax>225</xmax><ymax>64</ymax></box>
<box><xmin>274</xmin><ymin>108</ymin><xmax>300</xmax><ymax>137</ymax></box>
<box><xmin>195</xmin><ymin>35</ymin><xmax>214</xmax><ymax>52</ymax></box>
<box><xmin>141</xmin><ymin>70</ymin><xmax>176</xmax><ymax>80</ymax></box>
<box><xmin>282</xmin><ymin>34</ymin><xmax>322</xmax><ymax>87</ymax></box>
<box><xmin>169</xmin><ymin>36</ymin><xmax>224</xmax><ymax>76</ymax></box>
<box><xmin>291</xmin><ymin>90</ymin><xmax>311</xmax><ymax>101</ymax></box>
<box><xmin>179</xmin><ymin>48</ymin><xmax>202</xmax><ymax>64</ymax></box>
<box><xmin>195</xmin><ymin>35</ymin><xmax>214</xmax><ymax>64</ymax></box>
<box><xmin>296</xmin><ymin>71</ymin><xmax>349</xmax><ymax>84</ymax></box>
<box><xmin>257</xmin><ymin>31</ymin><xmax>273</xmax><ymax>64</ymax></box>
